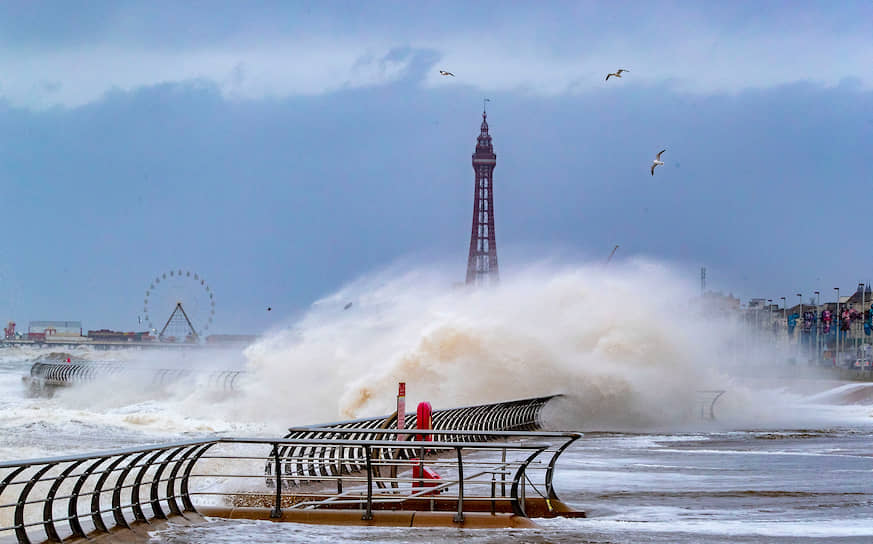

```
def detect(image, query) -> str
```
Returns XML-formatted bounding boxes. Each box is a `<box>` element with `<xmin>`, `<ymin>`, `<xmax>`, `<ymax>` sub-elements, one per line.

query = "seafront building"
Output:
<box><xmin>717</xmin><ymin>283</ymin><xmax>873</xmax><ymax>367</ymax></box>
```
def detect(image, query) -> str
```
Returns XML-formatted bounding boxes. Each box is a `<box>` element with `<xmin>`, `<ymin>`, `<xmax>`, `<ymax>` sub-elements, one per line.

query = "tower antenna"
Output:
<box><xmin>606</xmin><ymin>245</ymin><xmax>619</xmax><ymax>265</ymax></box>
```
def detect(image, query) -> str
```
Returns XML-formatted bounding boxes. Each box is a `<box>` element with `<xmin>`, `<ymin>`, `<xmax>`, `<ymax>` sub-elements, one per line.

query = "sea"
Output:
<box><xmin>2</xmin><ymin>351</ymin><xmax>871</xmax><ymax>543</ymax></box>
<box><xmin>1</xmin><ymin>266</ymin><xmax>872</xmax><ymax>542</ymax></box>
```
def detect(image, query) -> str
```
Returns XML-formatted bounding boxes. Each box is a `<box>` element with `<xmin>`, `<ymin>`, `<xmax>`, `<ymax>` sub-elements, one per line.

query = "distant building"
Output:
<box><xmin>86</xmin><ymin>329</ymin><xmax>154</xmax><ymax>342</ymax></box>
<box><xmin>206</xmin><ymin>334</ymin><xmax>259</xmax><ymax>345</ymax></box>
<box><xmin>748</xmin><ymin>298</ymin><xmax>767</xmax><ymax>309</ymax></box>
<box><xmin>844</xmin><ymin>283</ymin><xmax>873</xmax><ymax>310</ymax></box>
<box><xmin>28</xmin><ymin>321</ymin><xmax>82</xmax><ymax>340</ymax></box>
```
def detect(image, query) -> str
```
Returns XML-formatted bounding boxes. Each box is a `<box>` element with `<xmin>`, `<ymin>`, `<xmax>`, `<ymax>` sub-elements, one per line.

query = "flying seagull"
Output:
<box><xmin>343</xmin><ymin>302</ymin><xmax>353</xmax><ymax>310</ymax></box>
<box><xmin>439</xmin><ymin>70</ymin><xmax>455</xmax><ymax>77</ymax></box>
<box><xmin>606</xmin><ymin>244</ymin><xmax>620</xmax><ymax>265</ymax></box>
<box><xmin>651</xmin><ymin>149</ymin><xmax>666</xmax><ymax>176</ymax></box>
<box><xmin>605</xmin><ymin>69</ymin><xmax>629</xmax><ymax>81</ymax></box>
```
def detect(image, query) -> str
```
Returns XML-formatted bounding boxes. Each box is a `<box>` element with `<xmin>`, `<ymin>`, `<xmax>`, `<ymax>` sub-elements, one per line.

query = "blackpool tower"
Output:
<box><xmin>465</xmin><ymin>108</ymin><xmax>499</xmax><ymax>285</ymax></box>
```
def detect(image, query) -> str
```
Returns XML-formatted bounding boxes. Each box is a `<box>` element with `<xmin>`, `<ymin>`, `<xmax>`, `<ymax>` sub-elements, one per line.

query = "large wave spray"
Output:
<box><xmin>3</xmin><ymin>258</ymin><xmax>868</xmax><ymax>463</ymax></box>
<box><xmin>239</xmin><ymin>259</ymin><xmax>771</xmax><ymax>429</ymax></box>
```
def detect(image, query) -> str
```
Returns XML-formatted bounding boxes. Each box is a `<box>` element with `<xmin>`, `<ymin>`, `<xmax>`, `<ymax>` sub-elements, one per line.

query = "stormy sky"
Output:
<box><xmin>0</xmin><ymin>1</ymin><xmax>870</xmax><ymax>333</ymax></box>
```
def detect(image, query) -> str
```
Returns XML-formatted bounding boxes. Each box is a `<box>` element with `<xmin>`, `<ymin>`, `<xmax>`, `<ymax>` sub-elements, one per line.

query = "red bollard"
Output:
<box><xmin>416</xmin><ymin>401</ymin><xmax>433</xmax><ymax>442</ymax></box>
<box><xmin>411</xmin><ymin>402</ymin><xmax>442</xmax><ymax>492</ymax></box>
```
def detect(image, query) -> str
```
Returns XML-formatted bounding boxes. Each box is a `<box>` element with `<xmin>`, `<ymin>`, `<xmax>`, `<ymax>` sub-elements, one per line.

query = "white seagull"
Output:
<box><xmin>439</xmin><ymin>70</ymin><xmax>455</xmax><ymax>77</ymax></box>
<box><xmin>605</xmin><ymin>69</ymin><xmax>629</xmax><ymax>81</ymax></box>
<box><xmin>650</xmin><ymin>149</ymin><xmax>666</xmax><ymax>176</ymax></box>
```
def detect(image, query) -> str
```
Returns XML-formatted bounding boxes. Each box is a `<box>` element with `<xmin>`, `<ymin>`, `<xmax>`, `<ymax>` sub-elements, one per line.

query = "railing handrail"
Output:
<box><xmin>220</xmin><ymin>437</ymin><xmax>549</xmax><ymax>449</ymax></box>
<box><xmin>0</xmin><ymin>432</ymin><xmax>576</xmax><ymax>544</ymax></box>
<box><xmin>26</xmin><ymin>363</ymin><xmax>249</xmax><ymax>392</ymax></box>
<box><xmin>288</xmin><ymin>393</ymin><xmax>564</xmax><ymax>431</ymax></box>
<box><xmin>0</xmin><ymin>435</ymin><xmax>566</xmax><ymax>487</ymax></box>
<box><xmin>286</xmin><ymin>394</ymin><xmax>562</xmax><ymax>430</ymax></box>
<box><xmin>0</xmin><ymin>439</ymin><xmax>213</xmax><ymax>469</ymax></box>
<box><xmin>286</xmin><ymin>427</ymin><xmax>581</xmax><ymax>440</ymax></box>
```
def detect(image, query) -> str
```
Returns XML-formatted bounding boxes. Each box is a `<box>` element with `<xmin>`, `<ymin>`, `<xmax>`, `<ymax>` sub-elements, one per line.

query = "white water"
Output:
<box><xmin>2</xmin><ymin>259</ymin><xmax>865</xmax><ymax>461</ymax></box>
<box><xmin>238</xmin><ymin>259</ymin><xmax>839</xmax><ymax>430</ymax></box>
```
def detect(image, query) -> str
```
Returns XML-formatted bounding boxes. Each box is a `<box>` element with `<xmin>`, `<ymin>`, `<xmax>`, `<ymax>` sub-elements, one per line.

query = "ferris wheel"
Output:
<box><xmin>142</xmin><ymin>269</ymin><xmax>215</xmax><ymax>341</ymax></box>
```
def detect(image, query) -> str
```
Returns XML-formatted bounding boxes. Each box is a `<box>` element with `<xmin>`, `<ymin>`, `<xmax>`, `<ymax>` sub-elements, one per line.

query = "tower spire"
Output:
<box><xmin>466</xmin><ymin>107</ymin><xmax>499</xmax><ymax>285</ymax></box>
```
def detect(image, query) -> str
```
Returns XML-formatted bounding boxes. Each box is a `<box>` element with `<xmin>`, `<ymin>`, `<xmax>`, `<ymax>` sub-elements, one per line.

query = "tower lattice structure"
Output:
<box><xmin>159</xmin><ymin>302</ymin><xmax>199</xmax><ymax>342</ymax></box>
<box><xmin>465</xmin><ymin>110</ymin><xmax>499</xmax><ymax>285</ymax></box>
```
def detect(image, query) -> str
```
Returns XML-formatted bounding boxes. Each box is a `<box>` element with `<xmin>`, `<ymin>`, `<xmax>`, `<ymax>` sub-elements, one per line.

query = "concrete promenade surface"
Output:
<box><xmin>28</xmin><ymin>509</ymin><xmax>542</xmax><ymax>543</ymax></box>
<box><xmin>199</xmin><ymin>506</ymin><xmax>539</xmax><ymax>528</ymax></box>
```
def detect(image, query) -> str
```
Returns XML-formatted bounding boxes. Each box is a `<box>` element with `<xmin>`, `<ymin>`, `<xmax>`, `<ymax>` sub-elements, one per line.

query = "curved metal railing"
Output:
<box><xmin>266</xmin><ymin>395</ymin><xmax>559</xmax><ymax>488</ymax></box>
<box><xmin>0</xmin><ymin>431</ymin><xmax>580</xmax><ymax>543</ymax></box>
<box><xmin>0</xmin><ymin>439</ymin><xmax>213</xmax><ymax>544</ymax></box>
<box><xmin>284</xmin><ymin>395</ymin><xmax>558</xmax><ymax>439</ymax></box>
<box><xmin>25</xmin><ymin>362</ymin><xmax>247</xmax><ymax>394</ymax></box>
<box><xmin>694</xmin><ymin>390</ymin><xmax>726</xmax><ymax>420</ymax></box>
<box><xmin>276</xmin><ymin>428</ymin><xmax>581</xmax><ymax>503</ymax></box>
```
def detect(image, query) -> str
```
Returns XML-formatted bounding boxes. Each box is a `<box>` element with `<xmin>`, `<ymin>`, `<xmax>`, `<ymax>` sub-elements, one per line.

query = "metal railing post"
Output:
<box><xmin>181</xmin><ymin>443</ymin><xmax>216</xmax><ymax>512</ymax></box>
<box><xmin>68</xmin><ymin>458</ymin><xmax>107</xmax><ymax>538</ymax></box>
<box><xmin>519</xmin><ymin>468</ymin><xmax>526</xmax><ymax>516</ymax></box>
<box><xmin>270</xmin><ymin>443</ymin><xmax>282</xmax><ymax>519</ymax></box>
<box><xmin>363</xmin><ymin>445</ymin><xmax>373</xmax><ymax>520</ymax></box>
<box><xmin>454</xmin><ymin>447</ymin><xmax>464</xmax><ymax>523</ymax></box>
<box><xmin>166</xmin><ymin>444</ymin><xmax>203</xmax><ymax>517</ymax></box>
<box><xmin>44</xmin><ymin>459</ymin><xmax>86</xmax><ymax>542</ymax></box>
<box><xmin>501</xmin><ymin>447</ymin><xmax>506</xmax><ymax>496</ymax></box>
<box><xmin>509</xmin><ymin>447</ymin><xmax>546</xmax><ymax>517</ymax></box>
<box><xmin>490</xmin><ymin>473</ymin><xmax>496</xmax><ymax>515</ymax></box>
<box><xmin>545</xmin><ymin>433</ymin><xmax>581</xmax><ymax>500</ymax></box>
<box><xmin>418</xmin><ymin>446</ymin><xmax>425</xmax><ymax>489</ymax></box>
<box><xmin>15</xmin><ymin>463</ymin><xmax>58</xmax><ymax>544</ymax></box>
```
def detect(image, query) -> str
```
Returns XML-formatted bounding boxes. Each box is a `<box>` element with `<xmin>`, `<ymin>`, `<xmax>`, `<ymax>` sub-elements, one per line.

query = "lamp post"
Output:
<box><xmin>834</xmin><ymin>287</ymin><xmax>840</xmax><ymax>367</ymax></box>
<box><xmin>780</xmin><ymin>297</ymin><xmax>787</xmax><ymax>344</ymax></box>
<box><xmin>768</xmin><ymin>299</ymin><xmax>773</xmax><ymax>337</ymax></box>
<box><xmin>860</xmin><ymin>283</ymin><xmax>866</xmax><ymax>354</ymax></box>
<box><xmin>755</xmin><ymin>304</ymin><xmax>761</xmax><ymax>341</ymax></box>
<box><xmin>796</xmin><ymin>293</ymin><xmax>803</xmax><ymax>361</ymax></box>
<box><xmin>814</xmin><ymin>291</ymin><xmax>821</xmax><ymax>361</ymax></box>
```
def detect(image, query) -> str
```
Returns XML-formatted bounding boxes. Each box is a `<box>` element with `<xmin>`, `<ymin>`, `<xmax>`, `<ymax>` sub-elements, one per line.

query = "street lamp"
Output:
<box><xmin>768</xmin><ymin>299</ymin><xmax>773</xmax><ymax>335</ymax></box>
<box><xmin>862</xmin><ymin>283</ymin><xmax>868</xmax><ymax>354</ymax></box>
<box><xmin>797</xmin><ymin>293</ymin><xmax>803</xmax><ymax>360</ymax></box>
<box><xmin>814</xmin><ymin>290</ymin><xmax>821</xmax><ymax>361</ymax></box>
<box><xmin>834</xmin><ymin>287</ymin><xmax>840</xmax><ymax>367</ymax></box>
<box><xmin>780</xmin><ymin>296</ymin><xmax>787</xmax><ymax>347</ymax></box>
